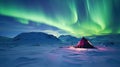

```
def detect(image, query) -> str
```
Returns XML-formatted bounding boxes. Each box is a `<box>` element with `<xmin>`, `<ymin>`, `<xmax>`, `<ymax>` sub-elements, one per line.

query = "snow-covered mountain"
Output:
<box><xmin>13</xmin><ymin>32</ymin><xmax>61</xmax><ymax>45</ymax></box>
<box><xmin>0</xmin><ymin>36</ymin><xmax>12</xmax><ymax>42</ymax></box>
<box><xmin>0</xmin><ymin>36</ymin><xmax>13</xmax><ymax>44</ymax></box>
<box><xmin>58</xmin><ymin>34</ymin><xmax>120</xmax><ymax>47</ymax></box>
<box><xmin>87</xmin><ymin>34</ymin><xmax>120</xmax><ymax>47</ymax></box>
<box><xmin>59</xmin><ymin>35</ymin><xmax>80</xmax><ymax>45</ymax></box>
<box><xmin>0</xmin><ymin>32</ymin><xmax>120</xmax><ymax>46</ymax></box>
<box><xmin>0</xmin><ymin>36</ymin><xmax>13</xmax><ymax>47</ymax></box>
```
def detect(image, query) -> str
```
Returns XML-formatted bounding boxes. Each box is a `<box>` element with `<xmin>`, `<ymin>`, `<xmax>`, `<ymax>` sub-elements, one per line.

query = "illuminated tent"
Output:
<box><xmin>74</xmin><ymin>37</ymin><xmax>95</xmax><ymax>48</ymax></box>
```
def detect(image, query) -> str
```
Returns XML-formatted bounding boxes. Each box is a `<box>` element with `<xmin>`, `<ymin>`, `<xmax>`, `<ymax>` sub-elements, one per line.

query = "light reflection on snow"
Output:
<box><xmin>67</xmin><ymin>46</ymin><xmax>88</xmax><ymax>51</ymax></box>
<box><xmin>98</xmin><ymin>47</ymin><xmax>108</xmax><ymax>51</ymax></box>
<box><xmin>66</xmin><ymin>46</ymin><xmax>109</xmax><ymax>52</ymax></box>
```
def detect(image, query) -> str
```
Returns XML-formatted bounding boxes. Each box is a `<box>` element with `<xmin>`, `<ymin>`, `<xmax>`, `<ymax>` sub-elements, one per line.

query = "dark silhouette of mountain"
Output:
<box><xmin>13</xmin><ymin>32</ymin><xmax>61</xmax><ymax>45</ymax></box>
<box><xmin>0</xmin><ymin>33</ymin><xmax>120</xmax><ymax>47</ymax></box>
<box><xmin>0</xmin><ymin>36</ymin><xmax>12</xmax><ymax>42</ymax></box>
<box><xmin>88</xmin><ymin>34</ymin><xmax>120</xmax><ymax>46</ymax></box>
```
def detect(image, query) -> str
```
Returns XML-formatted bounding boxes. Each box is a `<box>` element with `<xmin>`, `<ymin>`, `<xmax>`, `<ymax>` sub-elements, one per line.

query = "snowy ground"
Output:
<box><xmin>0</xmin><ymin>45</ymin><xmax>120</xmax><ymax>67</ymax></box>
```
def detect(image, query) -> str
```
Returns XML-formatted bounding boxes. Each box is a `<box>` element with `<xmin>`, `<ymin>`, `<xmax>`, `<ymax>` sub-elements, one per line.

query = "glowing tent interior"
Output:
<box><xmin>74</xmin><ymin>37</ymin><xmax>96</xmax><ymax>48</ymax></box>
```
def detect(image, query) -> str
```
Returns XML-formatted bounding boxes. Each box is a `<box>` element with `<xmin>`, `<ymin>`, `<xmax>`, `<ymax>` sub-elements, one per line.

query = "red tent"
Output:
<box><xmin>74</xmin><ymin>37</ymin><xmax>95</xmax><ymax>48</ymax></box>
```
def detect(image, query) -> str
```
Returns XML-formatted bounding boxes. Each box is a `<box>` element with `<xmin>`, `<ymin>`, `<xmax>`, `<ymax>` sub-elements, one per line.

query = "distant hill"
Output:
<box><xmin>58</xmin><ymin>35</ymin><xmax>80</xmax><ymax>45</ymax></box>
<box><xmin>0</xmin><ymin>33</ymin><xmax>120</xmax><ymax>47</ymax></box>
<box><xmin>0</xmin><ymin>36</ymin><xmax>12</xmax><ymax>43</ymax></box>
<box><xmin>13</xmin><ymin>32</ymin><xmax>61</xmax><ymax>45</ymax></box>
<box><xmin>0</xmin><ymin>36</ymin><xmax>13</xmax><ymax>47</ymax></box>
<box><xmin>88</xmin><ymin>34</ymin><xmax>120</xmax><ymax>46</ymax></box>
<box><xmin>59</xmin><ymin>34</ymin><xmax>120</xmax><ymax>46</ymax></box>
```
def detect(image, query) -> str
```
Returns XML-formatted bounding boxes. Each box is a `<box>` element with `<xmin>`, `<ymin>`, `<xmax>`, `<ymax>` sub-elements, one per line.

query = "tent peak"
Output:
<box><xmin>74</xmin><ymin>37</ymin><xmax>96</xmax><ymax>48</ymax></box>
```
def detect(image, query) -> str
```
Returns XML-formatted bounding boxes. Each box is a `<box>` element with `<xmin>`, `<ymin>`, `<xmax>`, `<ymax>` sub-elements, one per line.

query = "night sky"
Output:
<box><xmin>0</xmin><ymin>0</ymin><xmax>120</xmax><ymax>37</ymax></box>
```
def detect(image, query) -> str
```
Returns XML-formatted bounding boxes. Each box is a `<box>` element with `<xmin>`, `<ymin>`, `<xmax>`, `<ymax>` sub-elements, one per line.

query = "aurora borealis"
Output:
<box><xmin>0</xmin><ymin>0</ymin><xmax>120</xmax><ymax>37</ymax></box>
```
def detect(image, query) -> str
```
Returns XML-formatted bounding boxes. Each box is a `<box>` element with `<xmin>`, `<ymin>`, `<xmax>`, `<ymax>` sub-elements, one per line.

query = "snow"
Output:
<box><xmin>0</xmin><ymin>34</ymin><xmax>120</xmax><ymax>67</ymax></box>
<box><xmin>0</xmin><ymin>45</ymin><xmax>120</xmax><ymax>67</ymax></box>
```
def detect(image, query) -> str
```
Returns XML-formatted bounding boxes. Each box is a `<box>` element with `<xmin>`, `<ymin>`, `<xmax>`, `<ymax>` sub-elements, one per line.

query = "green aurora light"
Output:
<box><xmin>0</xmin><ymin>0</ymin><xmax>120</xmax><ymax>37</ymax></box>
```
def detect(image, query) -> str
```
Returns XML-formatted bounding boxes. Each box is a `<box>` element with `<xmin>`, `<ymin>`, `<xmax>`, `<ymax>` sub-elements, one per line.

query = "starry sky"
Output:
<box><xmin>0</xmin><ymin>0</ymin><xmax>120</xmax><ymax>37</ymax></box>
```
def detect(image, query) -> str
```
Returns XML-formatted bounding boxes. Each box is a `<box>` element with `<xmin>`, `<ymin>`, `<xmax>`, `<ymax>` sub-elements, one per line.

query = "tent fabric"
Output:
<box><xmin>74</xmin><ymin>37</ymin><xmax>95</xmax><ymax>48</ymax></box>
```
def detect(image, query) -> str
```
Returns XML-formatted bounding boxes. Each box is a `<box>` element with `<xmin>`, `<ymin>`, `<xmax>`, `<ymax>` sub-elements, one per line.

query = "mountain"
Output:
<box><xmin>88</xmin><ymin>34</ymin><xmax>120</xmax><ymax>46</ymax></box>
<box><xmin>1</xmin><ymin>32</ymin><xmax>120</xmax><ymax>46</ymax></box>
<box><xmin>0</xmin><ymin>36</ymin><xmax>12</xmax><ymax>43</ymax></box>
<box><xmin>0</xmin><ymin>36</ymin><xmax>13</xmax><ymax>47</ymax></box>
<box><xmin>58</xmin><ymin>35</ymin><xmax>80</xmax><ymax>45</ymax></box>
<box><xmin>13</xmin><ymin>32</ymin><xmax>61</xmax><ymax>45</ymax></box>
<box><xmin>59</xmin><ymin>34</ymin><xmax>120</xmax><ymax>47</ymax></box>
